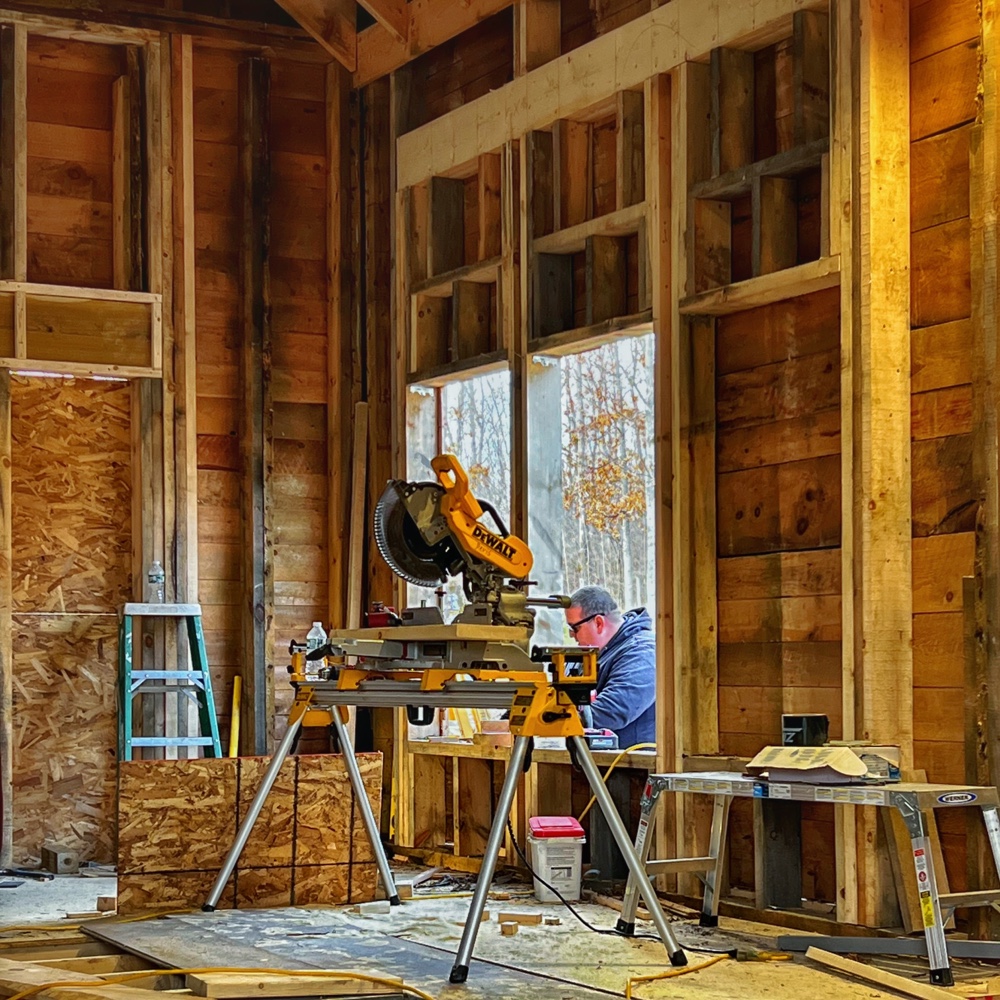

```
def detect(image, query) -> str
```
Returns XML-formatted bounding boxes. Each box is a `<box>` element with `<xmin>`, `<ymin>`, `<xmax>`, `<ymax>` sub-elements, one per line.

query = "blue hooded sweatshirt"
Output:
<box><xmin>590</xmin><ymin>607</ymin><xmax>656</xmax><ymax>748</ymax></box>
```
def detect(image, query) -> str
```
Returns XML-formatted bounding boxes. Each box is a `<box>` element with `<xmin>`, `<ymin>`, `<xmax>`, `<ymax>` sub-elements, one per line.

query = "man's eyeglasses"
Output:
<box><xmin>568</xmin><ymin>612</ymin><xmax>599</xmax><ymax>636</ymax></box>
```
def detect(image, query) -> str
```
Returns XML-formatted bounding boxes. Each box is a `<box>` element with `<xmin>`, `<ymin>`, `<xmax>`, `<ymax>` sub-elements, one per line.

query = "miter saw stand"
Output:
<box><xmin>202</xmin><ymin>644</ymin><xmax>688</xmax><ymax>982</ymax></box>
<box><xmin>205</xmin><ymin>454</ymin><xmax>686</xmax><ymax>981</ymax></box>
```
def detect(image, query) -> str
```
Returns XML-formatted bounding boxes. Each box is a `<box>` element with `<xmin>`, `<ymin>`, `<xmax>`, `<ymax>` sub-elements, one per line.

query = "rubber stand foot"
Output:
<box><xmin>615</xmin><ymin>919</ymin><xmax>635</xmax><ymax>936</ymax></box>
<box><xmin>930</xmin><ymin>968</ymin><xmax>955</xmax><ymax>987</ymax></box>
<box><xmin>201</xmin><ymin>904</ymin><xmax>216</xmax><ymax>912</ymax></box>
<box><xmin>388</xmin><ymin>895</ymin><xmax>401</xmax><ymax>906</ymax></box>
<box><xmin>699</xmin><ymin>913</ymin><xmax>718</xmax><ymax>927</ymax></box>
<box><xmin>670</xmin><ymin>950</ymin><xmax>687</xmax><ymax>968</ymax></box>
<box><xmin>449</xmin><ymin>965</ymin><xmax>469</xmax><ymax>984</ymax></box>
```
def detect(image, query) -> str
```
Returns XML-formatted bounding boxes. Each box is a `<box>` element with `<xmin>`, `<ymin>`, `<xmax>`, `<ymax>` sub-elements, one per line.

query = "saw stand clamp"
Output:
<box><xmin>203</xmin><ymin>664</ymin><xmax>687</xmax><ymax>984</ymax></box>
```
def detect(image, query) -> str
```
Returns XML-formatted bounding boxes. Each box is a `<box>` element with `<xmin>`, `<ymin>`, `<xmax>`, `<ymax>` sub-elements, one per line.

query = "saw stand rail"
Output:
<box><xmin>203</xmin><ymin>690</ymin><xmax>687</xmax><ymax>983</ymax></box>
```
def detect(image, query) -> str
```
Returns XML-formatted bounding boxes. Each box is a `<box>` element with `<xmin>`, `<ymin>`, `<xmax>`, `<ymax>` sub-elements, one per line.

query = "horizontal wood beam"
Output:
<box><xmin>396</xmin><ymin>0</ymin><xmax>826</xmax><ymax>187</ymax></box>
<box><xmin>356</xmin><ymin>0</ymin><xmax>513</xmax><ymax>87</ymax></box>
<box><xmin>678</xmin><ymin>255</ymin><xmax>840</xmax><ymax>316</ymax></box>
<box><xmin>273</xmin><ymin>0</ymin><xmax>356</xmax><ymax>71</ymax></box>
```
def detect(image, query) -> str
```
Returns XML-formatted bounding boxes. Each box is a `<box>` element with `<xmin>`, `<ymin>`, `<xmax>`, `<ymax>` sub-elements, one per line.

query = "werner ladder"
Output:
<box><xmin>118</xmin><ymin>602</ymin><xmax>223</xmax><ymax>760</ymax></box>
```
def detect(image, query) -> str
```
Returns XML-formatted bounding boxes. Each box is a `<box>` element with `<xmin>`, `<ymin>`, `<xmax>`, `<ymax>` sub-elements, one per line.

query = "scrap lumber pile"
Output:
<box><xmin>117</xmin><ymin>754</ymin><xmax>382</xmax><ymax>914</ymax></box>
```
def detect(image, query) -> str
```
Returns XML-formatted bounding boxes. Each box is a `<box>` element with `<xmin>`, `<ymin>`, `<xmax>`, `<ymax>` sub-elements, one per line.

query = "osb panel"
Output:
<box><xmin>117</xmin><ymin>871</ymin><xmax>235</xmax><ymax>916</ymax></box>
<box><xmin>11</xmin><ymin>376</ymin><xmax>132</xmax><ymax>613</ymax></box>
<box><xmin>292</xmin><ymin>864</ymin><xmax>355</xmax><ymax>906</ymax></box>
<box><xmin>237</xmin><ymin>756</ymin><xmax>296</xmax><ymax>867</ymax></box>
<box><xmin>235</xmin><ymin>867</ymin><xmax>293</xmax><ymax>909</ymax></box>
<box><xmin>11</xmin><ymin>613</ymin><xmax>118</xmax><ymax>864</ymax></box>
<box><xmin>118</xmin><ymin>758</ymin><xmax>239</xmax><ymax>874</ymax></box>
<box><xmin>295</xmin><ymin>753</ymin><xmax>383</xmax><ymax>865</ymax></box>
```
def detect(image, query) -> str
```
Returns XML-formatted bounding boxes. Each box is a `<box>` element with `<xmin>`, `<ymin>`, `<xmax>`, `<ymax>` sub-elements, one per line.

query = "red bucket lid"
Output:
<box><xmin>529</xmin><ymin>815</ymin><xmax>585</xmax><ymax>838</ymax></box>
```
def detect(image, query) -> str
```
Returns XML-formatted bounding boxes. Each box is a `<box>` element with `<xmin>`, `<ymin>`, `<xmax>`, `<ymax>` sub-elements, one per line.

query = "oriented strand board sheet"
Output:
<box><xmin>117</xmin><ymin>754</ymin><xmax>382</xmax><ymax>914</ymax></box>
<box><xmin>119</xmin><ymin>758</ymin><xmax>239</xmax><ymax>874</ymax></box>
<box><xmin>11</xmin><ymin>613</ymin><xmax>119</xmax><ymax>864</ymax></box>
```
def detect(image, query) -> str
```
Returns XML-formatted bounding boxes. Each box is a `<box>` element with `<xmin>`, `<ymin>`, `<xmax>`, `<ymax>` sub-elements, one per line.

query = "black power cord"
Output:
<box><xmin>504</xmin><ymin>818</ymin><xmax>735</xmax><ymax>956</ymax></box>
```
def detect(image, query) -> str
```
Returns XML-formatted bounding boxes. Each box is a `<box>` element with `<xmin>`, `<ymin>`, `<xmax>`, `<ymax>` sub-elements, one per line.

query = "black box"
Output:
<box><xmin>781</xmin><ymin>713</ymin><xmax>829</xmax><ymax>747</ymax></box>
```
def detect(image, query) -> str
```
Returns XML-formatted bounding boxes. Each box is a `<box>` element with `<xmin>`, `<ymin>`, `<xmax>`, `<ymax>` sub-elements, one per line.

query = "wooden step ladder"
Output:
<box><xmin>117</xmin><ymin>602</ymin><xmax>223</xmax><ymax>760</ymax></box>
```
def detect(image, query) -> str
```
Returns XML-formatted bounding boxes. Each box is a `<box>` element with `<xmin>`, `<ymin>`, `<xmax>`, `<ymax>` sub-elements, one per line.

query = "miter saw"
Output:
<box><xmin>205</xmin><ymin>454</ymin><xmax>687</xmax><ymax>983</ymax></box>
<box><xmin>373</xmin><ymin>452</ymin><xmax>553</xmax><ymax>630</ymax></box>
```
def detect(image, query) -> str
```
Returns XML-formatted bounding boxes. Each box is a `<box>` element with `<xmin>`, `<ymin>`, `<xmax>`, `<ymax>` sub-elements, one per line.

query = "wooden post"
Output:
<box><xmin>647</xmin><ymin>71</ymin><xmax>678</xmax><ymax>880</ymax></box>
<box><xmin>329</xmin><ymin>62</ymin><xmax>354</xmax><ymax>629</ymax></box>
<box><xmin>238</xmin><ymin>56</ymin><xmax>273</xmax><ymax>755</ymax></box>
<box><xmin>969</xmin><ymin>0</ymin><xmax>1000</xmax><ymax>937</ymax></box>
<box><xmin>0</xmin><ymin>371</ymin><xmax>11</xmax><ymax>867</ymax></box>
<box><xmin>844</xmin><ymin>0</ymin><xmax>912</xmax><ymax>926</ymax></box>
<box><xmin>514</xmin><ymin>0</ymin><xmax>560</xmax><ymax>76</ymax></box>
<box><xmin>504</xmin><ymin>141</ymin><xmax>525</xmax><ymax>539</ymax></box>
<box><xmin>0</xmin><ymin>25</ymin><xmax>20</xmax><ymax>280</ymax></box>
<box><xmin>113</xmin><ymin>46</ymin><xmax>145</xmax><ymax>292</ymax></box>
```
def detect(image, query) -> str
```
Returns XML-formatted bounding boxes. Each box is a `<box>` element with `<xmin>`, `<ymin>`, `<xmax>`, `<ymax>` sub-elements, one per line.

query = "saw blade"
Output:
<box><xmin>373</xmin><ymin>480</ymin><xmax>449</xmax><ymax>588</ymax></box>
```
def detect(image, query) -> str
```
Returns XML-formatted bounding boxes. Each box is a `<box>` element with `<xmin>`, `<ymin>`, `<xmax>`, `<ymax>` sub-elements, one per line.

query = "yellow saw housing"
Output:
<box><xmin>431</xmin><ymin>454</ymin><xmax>533</xmax><ymax>579</ymax></box>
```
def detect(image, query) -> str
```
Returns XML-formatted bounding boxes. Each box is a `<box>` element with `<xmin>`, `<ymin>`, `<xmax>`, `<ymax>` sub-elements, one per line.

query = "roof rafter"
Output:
<box><xmin>274</xmin><ymin>0</ymin><xmax>357</xmax><ymax>72</ymax></box>
<box><xmin>356</xmin><ymin>0</ymin><xmax>408</xmax><ymax>45</ymax></box>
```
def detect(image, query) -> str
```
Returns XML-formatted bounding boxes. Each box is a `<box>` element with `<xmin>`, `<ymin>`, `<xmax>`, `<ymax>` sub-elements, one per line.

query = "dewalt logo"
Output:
<box><xmin>471</xmin><ymin>524</ymin><xmax>516</xmax><ymax>561</ymax></box>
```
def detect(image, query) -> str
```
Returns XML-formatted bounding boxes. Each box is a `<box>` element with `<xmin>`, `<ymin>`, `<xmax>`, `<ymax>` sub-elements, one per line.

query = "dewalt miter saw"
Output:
<box><xmin>205</xmin><ymin>454</ymin><xmax>687</xmax><ymax>982</ymax></box>
<box><xmin>373</xmin><ymin>453</ymin><xmax>545</xmax><ymax>630</ymax></box>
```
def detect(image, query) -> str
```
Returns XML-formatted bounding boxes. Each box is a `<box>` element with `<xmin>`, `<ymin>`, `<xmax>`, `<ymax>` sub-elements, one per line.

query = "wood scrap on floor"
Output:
<box><xmin>186</xmin><ymin>971</ymin><xmax>403</xmax><ymax>997</ymax></box>
<box><xmin>806</xmin><ymin>947</ymin><xmax>958</xmax><ymax>1000</ymax></box>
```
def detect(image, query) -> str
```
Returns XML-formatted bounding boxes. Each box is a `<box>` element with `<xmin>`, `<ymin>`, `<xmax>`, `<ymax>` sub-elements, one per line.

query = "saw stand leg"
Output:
<box><xmin>203</xmin><ymin>709</ymin><xmax>399</xmax><ymax>911</ymax></box>
<box><xmin>448</xmin><ymin>735</ymin><xmax>686</xmax><ymax>983</ymax></box>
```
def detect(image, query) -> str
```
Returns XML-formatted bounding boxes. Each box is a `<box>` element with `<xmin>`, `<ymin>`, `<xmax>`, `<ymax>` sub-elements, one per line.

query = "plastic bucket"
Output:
<box><xmin>527</xmin><ymin>833</ymin><xmax>585</xmax><ymax>903</ymax></box>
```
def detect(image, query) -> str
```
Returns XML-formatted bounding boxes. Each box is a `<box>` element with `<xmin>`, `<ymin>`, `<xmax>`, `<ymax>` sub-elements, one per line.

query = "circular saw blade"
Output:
<box><xmin>373</xmin><ymin>480</ymin><xmax>449</xmax><ymax>588</ymax></box>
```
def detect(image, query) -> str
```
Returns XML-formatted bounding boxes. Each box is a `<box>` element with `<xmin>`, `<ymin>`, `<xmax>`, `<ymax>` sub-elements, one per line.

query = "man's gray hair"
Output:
<box><xmin>569</xmin><ymin>586</ymin><xmax>622</xmax><ymax>622</ymax></box>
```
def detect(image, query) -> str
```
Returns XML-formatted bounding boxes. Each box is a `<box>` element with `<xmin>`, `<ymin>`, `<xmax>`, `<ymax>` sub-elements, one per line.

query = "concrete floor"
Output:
<box><xmin>0</xmin><ymin>874</ymin><xmax>116</xmax><ymax>923</ymax></box>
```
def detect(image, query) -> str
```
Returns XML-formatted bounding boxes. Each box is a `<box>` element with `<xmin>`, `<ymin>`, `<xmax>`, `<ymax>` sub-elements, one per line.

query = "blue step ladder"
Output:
<box><xmin>118</xmin><ymin>602</ymin><xmax>223</xmax><ymax>760</ymax></box>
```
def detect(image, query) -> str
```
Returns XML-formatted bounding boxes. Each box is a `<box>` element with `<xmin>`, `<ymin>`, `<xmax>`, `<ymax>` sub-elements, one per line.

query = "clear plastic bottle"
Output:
<box><xmin>305</xmin><ymin>621</ymin><xmax>327</xmax><ymax>679</ymax></box>
<box><xmin>147</xmin><ymin>560</ymin><xmax>165</xmax><ymax>603</ymax></box>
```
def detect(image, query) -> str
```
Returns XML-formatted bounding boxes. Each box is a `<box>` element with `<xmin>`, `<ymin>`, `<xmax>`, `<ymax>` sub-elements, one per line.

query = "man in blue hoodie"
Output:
<box><xmin>565</xmin><ymin>586</ymin><xmax>656</xmax><ymax>748</ymax></box>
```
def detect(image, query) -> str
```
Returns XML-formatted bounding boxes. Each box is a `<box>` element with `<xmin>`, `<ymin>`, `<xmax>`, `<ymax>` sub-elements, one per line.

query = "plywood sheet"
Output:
<box><xmin>119</xmin><ymin>758</ymin><xmax>239</xmax><ymax>874</ymax></box>
<box><xmin>117</xmin><ymin>755</ymin><xmax>382</xmax><ymax>914</ymax></box>
<box><xmin>11</xmin><ymin>376</ymin><xmax>132</xmax><ymax>612</ymax></box>
<box><xmin>118</xmin><ymin>871</ymin><xmax>236</xmax><ymax>913</ymax></box>
<box><xmin>11</xmin><ymin>613</ymin><xmax>118</xmax><ymax>864</ymax></box>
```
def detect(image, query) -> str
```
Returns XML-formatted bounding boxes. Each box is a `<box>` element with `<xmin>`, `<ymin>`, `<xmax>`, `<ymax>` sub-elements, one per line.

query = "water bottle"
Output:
<box><xmin>146</xmin><ymin>560</ymin><xmax>165</xmax><ymax>603</ymax></box>
<box><xmin>305</xmin><ymin>621</ymin><xmax>327</xmax><ymax>679</ymax></box>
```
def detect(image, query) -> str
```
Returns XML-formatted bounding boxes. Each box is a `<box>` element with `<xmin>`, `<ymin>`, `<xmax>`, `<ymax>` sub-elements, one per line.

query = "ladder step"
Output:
<box><xmin>131</xmin><ymin>670</ymin><xmax>210</xmax><ymax>679</ymax></box>
<box><xmin>130</xmin><ymin>684</ymin><xmax>205</xmax><ymax>695</ymax></box>
<box><xmin>131</xmin><ymin>736</ymin><xmax>217</xmax><ymax>747</ymax></box>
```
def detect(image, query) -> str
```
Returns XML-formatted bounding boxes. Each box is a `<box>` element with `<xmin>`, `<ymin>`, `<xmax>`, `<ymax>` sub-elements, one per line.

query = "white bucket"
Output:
<box><xmin>527</xmin><ymin>833</ymin><xmax>585</xmax><ymax>903</ymax></box>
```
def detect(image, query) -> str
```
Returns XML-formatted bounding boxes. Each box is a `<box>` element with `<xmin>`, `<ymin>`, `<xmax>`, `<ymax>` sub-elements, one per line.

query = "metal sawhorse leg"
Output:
<box><xmin>617</xmin><ymin>775</ymin><xmax>732</xmax><ymax>934</ymax></box>
<box><xmin>895</xmin><ymin>795</ymin><xmax>1000</xmax><ymax>987</ymax></box>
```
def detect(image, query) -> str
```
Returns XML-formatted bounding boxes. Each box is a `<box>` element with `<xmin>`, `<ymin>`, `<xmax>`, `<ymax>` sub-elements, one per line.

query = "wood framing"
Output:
<box><xmin>0</xmin><ymin>23</ymin><xmax>25</xmax><ymax>282</ymax></box>
<box><xmin>238</xmin><ymin>56</ymin><xmax>274</xmax><ymax>755</ymax></box>
<box><xmin>272</xmin><ymin>0</ymin><xmax>356</xmax><ymax>72</ymax></box>
<box><xmin>356</xmin><ymin>0</ymin><xmax>514</xmax><ymax>87</ymax></box>
<box><xmin>844</xmin><ymin>0</ymin><xmax>912</xmax><ymax>927</ymax></box>
<box><xmin>171</xmin><ymin>35</ymin><xmax>198</xmax><ymax>609</ymax></box>
<box><xmin>0</xmin><ymin>371</ymin><xmax>10</xmax><ymax>866</ymax></box>
<box><xmin>112</xmin><ymin>46</ymin><xmax>145</xmax><ymax>291</ymax></box>
<box><xmin>396</xmin><ymin>0</ymin><xmax>828</xmax><ymax>188</ymax></box>
<box><xmin>328</xmin><ymin>62</ymin><xmax>353</xmax><ymax>628</ymax></box>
